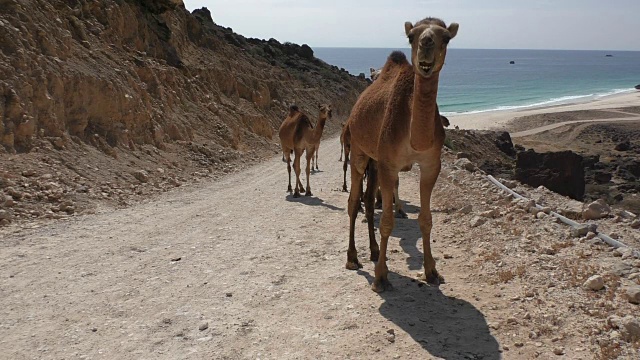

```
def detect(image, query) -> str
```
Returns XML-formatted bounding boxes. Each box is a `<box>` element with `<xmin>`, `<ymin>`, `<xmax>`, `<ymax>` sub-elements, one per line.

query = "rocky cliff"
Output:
<box><xmin>0</xmin><ymin>0</ymin><xmax>367</xmax><ymax>224</ymax></box>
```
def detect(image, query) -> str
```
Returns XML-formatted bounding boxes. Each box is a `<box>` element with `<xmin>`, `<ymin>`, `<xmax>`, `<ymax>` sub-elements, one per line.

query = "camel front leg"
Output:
<box><xmin>418</xmin><ymin>159</ymin><xmax>444</xmax><ymax>285</ymax></box>
<box><xmin>314</xmin><ymin>145</ymin><xmax>319</xmax><ymax>171</ymax></box>
<box><xmin>304</xmin><ymin>148</ymin><xmax>313</xmax><ymax>196</ymax></box>
<box><xmin>293</xmin><ymin>149</ymin><xmax>303</xmax><ymax>198</ymax></box>
<box><xmin>339</xmin><ymin>141</ymin><xmax>343</xmax><ymax>162</ymax></box>
<box><xmin>372</xmin><ymin>168</ymin><xmax>397</xmax><ymax>292</ymax></box>
<box><xmin>394</xmin><ymin>179</ymin><xmax>408</xmax><ymax>219</ymax></box>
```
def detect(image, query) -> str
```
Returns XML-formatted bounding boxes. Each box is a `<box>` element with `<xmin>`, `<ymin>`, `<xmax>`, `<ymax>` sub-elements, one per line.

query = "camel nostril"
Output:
<box><xmin>421</xmin><ymin>37</ymin><xmax>434</xmax><ymax>47</ymax></box>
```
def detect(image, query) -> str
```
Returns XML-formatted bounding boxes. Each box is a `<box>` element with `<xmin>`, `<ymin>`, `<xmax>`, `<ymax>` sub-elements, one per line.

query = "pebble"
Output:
<box><xmin>553</xmin><ymin>347</ymin><xmax>565</xmax><ymax>355</ymax></box>
<box><xmin>458</xmin><ymin>204</ymin><xmax>473</xmax><ymax>214</ymax></box>
<box><xmin>583</xmin><ymin>275</ymin><xmax>604</xmax><ymax>291</ymax></box>
<box><xmin>626</xmin><ymin>286</ymin><xmax>640</xmax><ymax>304</ymax></box>
<box><xmin>470</xmin><ymin>216</ymin><xmax>486</xmax><ymax>228</ymax></box>
<box><xmin>199</xmin><ymin>322</ymin><xmax>209</xmax><ymax>331</ymax></box>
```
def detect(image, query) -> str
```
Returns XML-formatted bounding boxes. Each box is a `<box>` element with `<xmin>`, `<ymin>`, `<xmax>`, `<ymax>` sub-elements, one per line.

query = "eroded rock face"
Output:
<box><xmin>0</xmin><ymin>0</ymin><xmax>366</xmax><ymax>155</ymax></box>
<box><xmin>515</xmin><ymin>150</ymin><xmax>585</xmax><ymax>201</ymax></box>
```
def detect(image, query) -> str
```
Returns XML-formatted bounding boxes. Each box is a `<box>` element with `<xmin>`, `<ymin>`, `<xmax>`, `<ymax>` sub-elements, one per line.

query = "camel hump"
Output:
<box><xmin>388</xmin><ymin>51</ymin><xmax>407</xmax><ymax>64</ymax></box>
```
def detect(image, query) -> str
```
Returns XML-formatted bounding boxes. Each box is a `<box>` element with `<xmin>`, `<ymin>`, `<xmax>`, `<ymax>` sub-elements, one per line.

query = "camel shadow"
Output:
<box><xmin>358</xmin><ymin>270</ymin><xmax>501</xmax><ymax>359</ymax></box>
<box><xmin>371</xmin><ymin>211</ymin><xmax>424</xmax><ymax>271</ymax></box>
<box><xmin>285</xmin><ymin>194</ymin><xmax>344</xmax><ymax>211</ymax></box>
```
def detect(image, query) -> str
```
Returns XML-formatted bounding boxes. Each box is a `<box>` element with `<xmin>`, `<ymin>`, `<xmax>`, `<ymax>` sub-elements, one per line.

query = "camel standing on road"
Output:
<box><xmin>345</xmin><ymin>17</ymin><xmax>458</xmax><ymax>292</ymax></box>
<box><xmin>278</xmin><ymin>104</ymin><xmax>332</xmax><ymax>197</ymax></box>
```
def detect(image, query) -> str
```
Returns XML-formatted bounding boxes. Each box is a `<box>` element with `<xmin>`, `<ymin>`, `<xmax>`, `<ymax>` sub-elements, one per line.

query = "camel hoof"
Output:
<box><xmin>374</xmin><ymin>202</ymin><xmax>382</xmax><ymax>210</ymax></box>
<box><xmin>395</xmin><ymin>210</ymin><xmax>408</xmax><ymax>219</ymax></box>
<box><xmin>371</xmin><ymin>278</ymin><xmax>393</xmax><ymax>293</ymax></box>
<box><xmin>345</xmin><ymin>261</ymin><xmax>363</xmax><ymax>270</ymax></box>
<box><xmin>287</xmin><ymin>186</ymin><xmax>293</xmax><ymax>193</ymax></box>
<box><xmin>342</xmin><ymin>186</ymin><xmax>348</xmax><ymax>193</ymax></box>
<box><xmin>419</xmin><ymin>270</ymin><xmax>445</xmax><ymax>286</ymax></box>
<box><xmin>293</xmin><ymin>192</ymin><xmax>301</xmax><ymax>198</ymax></box>
<box><xmin>370</xmin><ymin>250</ymin><xmax>379</xmax><ymax>262</ymax></box>
<box><xmin>305</xmin><ymin>191</ymin><xmax>313</xmax><ymax>197</ymax></box>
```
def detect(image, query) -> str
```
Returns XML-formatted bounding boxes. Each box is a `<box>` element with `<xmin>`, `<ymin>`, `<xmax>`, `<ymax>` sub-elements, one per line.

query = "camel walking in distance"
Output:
<box><xmin>278</xmin><ymin>104</ymin><xmax>332</xmax><ymax>197</ymax></box>
<box><xmin>345</xmin><ymin>17</ymin><xmax>458</xmax><ymax>292</ymax></box>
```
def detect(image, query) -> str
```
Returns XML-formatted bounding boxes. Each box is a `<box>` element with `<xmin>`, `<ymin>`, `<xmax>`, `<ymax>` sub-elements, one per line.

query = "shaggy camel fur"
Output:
<box><xmin>279</xmin><ymin>104</ymin><xmax>332</xmax><ymax>197</ymax></box>
<box><xmin>346</xmin><ymin>17</ymin><xmax>458</xmax><ymax>292</ymax></box>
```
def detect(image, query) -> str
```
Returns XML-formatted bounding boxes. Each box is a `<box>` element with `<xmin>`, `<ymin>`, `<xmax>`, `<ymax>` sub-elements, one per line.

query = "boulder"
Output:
<box><xmin>494</xmin><ymin>131</ymin><xmax>516</xmax><ymax>157</ymax></box>
<box><xmin>582</xmin><ymin>199</ymin><xmax>611</xmax><ymax>220</ymax></box>
<box><xmin>454</xmin><ymin>158</ymin><xmax>476</xmax><ymax>172</ymax></box>
<box><xmin>515</xmin><ymin>150</ymin><xmax>584</xmax><ymax>200</ymax></box>
<box><xmin>583</xmin><ymin>275</ymin><xmax>604</xmax><ymax>291</ymax></box>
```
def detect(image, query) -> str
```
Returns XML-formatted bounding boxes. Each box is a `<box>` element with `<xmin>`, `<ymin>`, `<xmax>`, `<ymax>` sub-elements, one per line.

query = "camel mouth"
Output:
<box><xmin>418</xmin><ymin>61</ymin><xmax>433</xmax><ymax>73</ymax></box>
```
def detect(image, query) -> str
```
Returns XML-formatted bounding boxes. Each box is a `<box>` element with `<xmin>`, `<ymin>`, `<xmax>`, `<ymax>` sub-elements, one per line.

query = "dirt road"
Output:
<box><xmin>1</xmin><ymin>137</ymin><xmax>639</xmax><ymax>359</ymax></box>
<box><xmin>510</xmin><ymin>117</ymin><xmax>640</xmax><ymax>138</ymax></box>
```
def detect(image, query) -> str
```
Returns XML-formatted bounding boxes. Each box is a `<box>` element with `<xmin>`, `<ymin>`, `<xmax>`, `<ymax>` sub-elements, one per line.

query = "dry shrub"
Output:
<box><xmin>515</xmin><ymin>265</ymin><xmax>526</xmax><ymax>278</ymax></box>
<box><xmin>564</xmin><ymin>260</ymin><xmax>600</xmax><ymax>288</ymax></box>
<box><xmin>551</xmin><ymin>240</ymin><xmax>574</xmax><ymax>252</ymax></box>
<box><xmin>481</xmin><ymin>249</ymin><xmax>501</xmax><ymax>262</ymax></box>
<box><xmin>494</xmin><ymin>270</ymin><xmax>515</xmax><ymax>284</ymax></box>
<box><xmin>603</xmin><ymin>274</ymin><xmax>621</xmax><ymax>302</ymax></box>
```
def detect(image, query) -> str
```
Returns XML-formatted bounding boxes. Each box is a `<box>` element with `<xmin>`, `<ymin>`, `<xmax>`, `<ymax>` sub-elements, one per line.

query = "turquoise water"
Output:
<box><xmin>313</xmin><ymin>48</ymin><xmax>640</xmax><ymax>115</ymax></box>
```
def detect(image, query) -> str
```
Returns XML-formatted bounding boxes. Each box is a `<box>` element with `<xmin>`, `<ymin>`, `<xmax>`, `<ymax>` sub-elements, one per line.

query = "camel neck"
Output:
<box><xmin>409</xmin><ymin>74</ymin><xmax>440</xmax><ymax>151</ymax></box>
<box><xmin>313</xmin><ymin>116</ymin><xmax>328</xmax><ymax>142</ymax></box>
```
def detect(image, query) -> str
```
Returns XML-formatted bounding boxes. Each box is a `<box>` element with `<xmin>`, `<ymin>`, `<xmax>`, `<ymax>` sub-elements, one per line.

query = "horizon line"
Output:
<box><xmin>311</xmin><ymin>46</ymin><xmax>640</xmax><ymax>52</ymax></box>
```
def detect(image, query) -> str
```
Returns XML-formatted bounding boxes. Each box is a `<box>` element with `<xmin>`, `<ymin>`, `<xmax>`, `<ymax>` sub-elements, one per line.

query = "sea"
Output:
<box><xmin>313</xmin><ymin>48</ymin><xmax>640</xmax><ymax>115</ymax></box>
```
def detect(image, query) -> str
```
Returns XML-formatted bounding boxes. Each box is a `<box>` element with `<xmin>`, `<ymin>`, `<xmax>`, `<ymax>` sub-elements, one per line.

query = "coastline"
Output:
<box><xmin>449</xmin><ymin>90</ymin><xmax>640</xmax><ymax>131</ymax></box>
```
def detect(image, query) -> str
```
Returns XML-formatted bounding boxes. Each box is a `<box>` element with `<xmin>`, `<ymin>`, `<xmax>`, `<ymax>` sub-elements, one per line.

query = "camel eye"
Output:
<box><xmin>443</xmin><ymin>37</ymin><xmax>450</xmax><ymax>45</ymax></box>
<box><xmin>408</xmin><ymin>34</ymin><xmax>414</xmax><ymax>43</ymax></box>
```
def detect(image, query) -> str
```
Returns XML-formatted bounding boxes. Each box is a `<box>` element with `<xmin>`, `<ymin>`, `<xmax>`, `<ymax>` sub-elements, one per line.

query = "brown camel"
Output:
<box><xmin>346</xmin><ymin>17</ymin><xmax>458</xmax><ymax>292</ymax></box>
<box><xmin>279</xmin><ymin>104</ymin><xmax>332</xmax><ymax>197</ymax></box>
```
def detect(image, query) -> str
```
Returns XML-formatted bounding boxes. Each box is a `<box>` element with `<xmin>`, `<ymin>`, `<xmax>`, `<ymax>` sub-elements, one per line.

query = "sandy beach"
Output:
<box><xmin>450</xmin><ymin>90</ymin><xmax>640</xmax><ymax>131</ymax></box>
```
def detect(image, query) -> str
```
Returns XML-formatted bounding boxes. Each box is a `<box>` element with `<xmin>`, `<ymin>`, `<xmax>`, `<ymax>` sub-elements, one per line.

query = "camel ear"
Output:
<box><xmin>448</xmin><ymin>23</ymin><xmax>459</xmax><ymax>39</ymax></box>
<box><xmin>404</xmin><ymin>21</ymin><xmax>413</xmax><ymax>36</ymax></box>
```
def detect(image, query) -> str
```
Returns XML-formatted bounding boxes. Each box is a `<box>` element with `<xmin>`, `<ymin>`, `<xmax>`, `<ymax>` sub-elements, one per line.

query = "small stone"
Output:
<box><xmin>571</xmin><ymin>225</ymin><xmax>589</xmax><ymax>238</ymax></box>
<box><xmin>536</xmin><ymin>212</ymin><xmax>547</xmax><ymax>219</ymax></box>
<box><xmin>470</xmin><ymin>216</ymin><xmax>486</xmax><ymax>228</ymax></box>
<box><xmin>199</xmin><ymin>322</ymin><xmax>209</xmax><ymax>331</ymax></box>
<box><xmin>225</xmin><ymin>292</ymin><xmax>232</xmax><ymax>297</ymax></box>
<box><xmin>133</xmin><ymin>170</ymin><xmax>149</xmax><ymax>183</ymax></box>
<box><xmin>540</xmin><ymin>246</ymin><xmax>556</xmax><ymax>255</ymax></box>
<box><xmin>584</xmin><ymin>275</ymin><xmax>604</xmax><ymax>291</ymax></box>
<box><xmin>454</xmin><ymin>158</ymin><xmax>476</xmax><ymax>172</ymax></box>
<box><xmin>626</xmin><ymin>286</ymin><xmax>640</xmax><ymax>304</ymax></box>
<box><xmin>553</xmin><ymin>347</ymin><xmax>565</xmax><ymax>355</ymax></box>
<box><xmin>613</xmin><ymin>249</ymin><xmax>623</xmax><ymax>257</ymax></box>
<box><xmin>21</xmin><ymin>170</ymin><xmax>36</xmax><ymax>177</ymax></box>
<box><xmin>443</xmin><ymin>253</ymin><xmax>453</xmax><ymax>259</ymax></box>
<box><xmin>631</xmin><ymin>220</ymin><xmax>640</xmax><ymax>229</ymax></box>
<box><xmin>91</xmin><ymin>327</ymin><xmax>97</xmax><ymax>332</ymax></box>
<box><xmin>481</xmin><ymin>209</ymin><xmax>499</xmax><ymax>218</ymax></box>
<box><xmin>514</xmin><ymin>341</ymin><xmax>524</xmax><ymax>347</ymax></box>
<box><xmin>585</xmin><ymin>232</ymin><xmax>597</xmax><ymax>240</ymax></box>
<box><xmin>458</xmin><ymin>204</ymin><xmax>473</xmax><ymax>214</ymax></box>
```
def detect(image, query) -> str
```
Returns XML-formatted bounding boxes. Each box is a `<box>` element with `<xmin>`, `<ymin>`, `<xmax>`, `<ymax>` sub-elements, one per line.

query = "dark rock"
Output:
<box><xmin>593</xmin><ymin>171</ymin><xmax>612</xmax><ymax>184</ymax></box>
<box><xmin>615</xmin><ymin>141</ymin><xmax>631</xmax><ymax>151</ymax></box>
<box><xmin>515</xmin><ymin>150</ymin><xmax>585</xmax><ymax>200</ymax></box>
<box><xmin>494</xmin><ymin>131</ymin><xmax>516</xmax><ymax>156</ymax></box>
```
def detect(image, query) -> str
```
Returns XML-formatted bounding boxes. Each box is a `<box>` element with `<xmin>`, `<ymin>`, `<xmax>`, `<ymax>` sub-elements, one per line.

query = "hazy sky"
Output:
<box><xmin>182</xmin><ymin>1</ymin><xmax>640</xmax><ymax>50</ymax></box>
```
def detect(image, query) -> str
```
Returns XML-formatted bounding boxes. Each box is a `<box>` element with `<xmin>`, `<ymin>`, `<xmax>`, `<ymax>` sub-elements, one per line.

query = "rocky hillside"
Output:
<box><xmin>0</xmin><ymin>0</ymin><xmax>367</xmax><ymax>224</ymax></box>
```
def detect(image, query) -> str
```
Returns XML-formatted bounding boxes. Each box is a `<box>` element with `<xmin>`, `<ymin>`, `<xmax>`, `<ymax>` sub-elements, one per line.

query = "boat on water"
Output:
<box><xmin>636</xmin><ymin>84</ymin><xmax>640</xmax><ymax>90</ymax></box>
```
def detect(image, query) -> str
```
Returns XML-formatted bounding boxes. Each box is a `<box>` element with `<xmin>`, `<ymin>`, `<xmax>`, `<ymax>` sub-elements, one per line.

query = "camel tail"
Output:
<box><xmin>288</xmin><ymin>104</ymin><xmax>299</xmax><ymax>117</ymax></box>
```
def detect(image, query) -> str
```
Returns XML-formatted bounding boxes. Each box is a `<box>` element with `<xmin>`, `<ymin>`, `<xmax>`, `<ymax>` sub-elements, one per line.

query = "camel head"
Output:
<box><xmin>404</xmin><ymin>17</ymin><xmax>458</xmax><ymax>78</ymax></box>
<box><xmin>318</xmin><ymin>104</ymin><xmax>332</xmax><ymax>120</ymax></box>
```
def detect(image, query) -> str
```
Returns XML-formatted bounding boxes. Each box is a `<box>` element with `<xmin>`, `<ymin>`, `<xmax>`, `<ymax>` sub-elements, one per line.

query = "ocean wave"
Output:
<box><xmin>442</xmin><ymin>88</ymin><xmax>635</xmax><ymax>116</ymax></box>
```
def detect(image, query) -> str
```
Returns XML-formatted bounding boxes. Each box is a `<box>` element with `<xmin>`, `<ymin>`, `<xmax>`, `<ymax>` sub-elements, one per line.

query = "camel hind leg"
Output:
<box><xmin>363</xmin><ymin>159</ymin><xmax>380</xmax><ymax>262</ymax></box>
<box><xmin>346</xmin><ymin>151</ymin><xmax>368</xmax><ymax>270</ymax></box>
<box><xmin>371</xmin><ymin>165</ymin><xmax>398</xmax><ymax>292</ymax></box>
<box><xmin>285</xmin><ymin>150</ymin><xmax>293</xmax><ymax>193</ymax></box>
<box><xmin>314</xmin><ymin>144</ymin><xmax>319</xmax><ymax>171</ymax></box>
<box><xmin>394</xmin><ymin>179</ymin><xmax>408</xmax><ymax>218</ymax></box>
<box><xmin>293</xmin><ymin>148</ymin><xmax>304</xmax><ymax>198</ymax></box>
<box><xmin>304</xmin><ymin>147</ymin><xmax>313</xmax><ymax>196</ymax></box>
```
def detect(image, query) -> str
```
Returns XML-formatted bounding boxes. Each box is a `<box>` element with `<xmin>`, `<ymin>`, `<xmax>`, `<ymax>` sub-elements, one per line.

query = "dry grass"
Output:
<box><xmin>596</xmin><ymin>340</ymin><xmax>623</xmax><ymax>360</ymax></box>
<box><xmin>564</xmin><ymin>260</ymin><xmax>600</xmax><ymax>288</ymax></box>
<box><xmin>494</xmin><ymin>269</ymin><xmax>515</xmax><ymax>284</ymax></box>
<box><xmin>515</xmin><ymin>265</ymin><xmax>527</xmax><ymax>278</ymax></box>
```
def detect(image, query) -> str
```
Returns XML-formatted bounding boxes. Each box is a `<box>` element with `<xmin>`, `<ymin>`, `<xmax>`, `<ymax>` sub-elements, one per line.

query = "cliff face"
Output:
<box><xmin>0</xmin><ymin>0</ymin><xmax>366</xmax><ymax>154</ymax></box>
<box><xmin>0</xmin><ymin>0</ymin><xmax>367</xmax><ymax>225</ymax></box>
